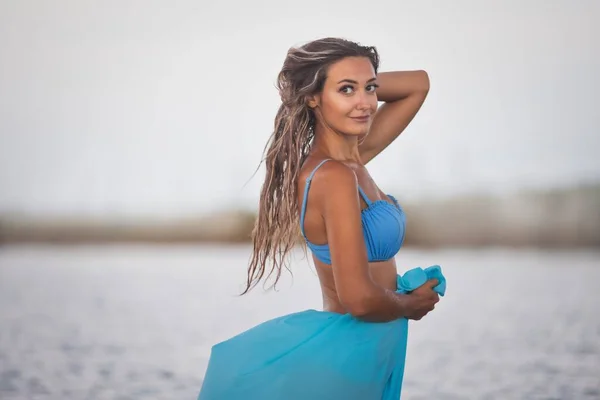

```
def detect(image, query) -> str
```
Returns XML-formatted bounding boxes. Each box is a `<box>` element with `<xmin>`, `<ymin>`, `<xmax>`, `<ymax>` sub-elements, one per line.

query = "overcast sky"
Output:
<box><xmin>1</xmin><ymin>0</ymin><xmax>598</xmax><ymax>218</ymax></box>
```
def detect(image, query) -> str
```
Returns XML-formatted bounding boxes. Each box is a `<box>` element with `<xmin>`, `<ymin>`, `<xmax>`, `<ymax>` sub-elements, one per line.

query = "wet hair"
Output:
<box><xmin>242</xmin><ymin>37</ymin><xmax>380</xmax><ymax>294</ymax></box>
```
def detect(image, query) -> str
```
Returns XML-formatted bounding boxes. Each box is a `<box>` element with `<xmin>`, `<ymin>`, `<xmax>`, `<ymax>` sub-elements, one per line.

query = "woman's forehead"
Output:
<box><xmin>325</xmin><ymin>57</ymin><xmax>376</xmax><ymax>83</ymax></box>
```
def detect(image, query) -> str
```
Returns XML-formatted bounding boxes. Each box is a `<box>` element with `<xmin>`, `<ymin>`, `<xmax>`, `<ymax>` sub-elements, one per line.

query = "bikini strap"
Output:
<box><xmin>357</xmin><ymin>186</ymin><xmax>372</xmax><ymax>206</ymax></box>
<box><xmin>300</xmin><ymin>159</ymin><xmax>332</xmax><ymax>237</ymax></box>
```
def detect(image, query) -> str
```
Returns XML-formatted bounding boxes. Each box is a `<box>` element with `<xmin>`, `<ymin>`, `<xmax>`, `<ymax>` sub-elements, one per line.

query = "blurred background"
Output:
<box><xmin>1</xmin><ymin>1</ymin><xmax>599</xmax><ymax>399</ymax></box>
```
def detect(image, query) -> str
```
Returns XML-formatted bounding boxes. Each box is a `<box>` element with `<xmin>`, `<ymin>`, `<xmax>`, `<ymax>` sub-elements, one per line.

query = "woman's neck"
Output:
<box><xmin>311</xmin><ymin>124</ymin><xmax>362</xmax><ymax>164</ymax></box>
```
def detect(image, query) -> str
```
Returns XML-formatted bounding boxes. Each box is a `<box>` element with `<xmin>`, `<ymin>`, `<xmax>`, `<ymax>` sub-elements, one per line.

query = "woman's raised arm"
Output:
<box><xmin>359</xmin><ymin>70</ymin><xmax>430</xmax><ymax>164</ymax></box>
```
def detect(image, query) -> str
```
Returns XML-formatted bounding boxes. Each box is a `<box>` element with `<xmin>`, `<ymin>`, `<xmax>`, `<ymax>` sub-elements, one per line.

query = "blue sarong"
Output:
<box><xmin>198</xmin><ymin>265</ymin><xmax>446</xmax><ymax>400</ymax></box>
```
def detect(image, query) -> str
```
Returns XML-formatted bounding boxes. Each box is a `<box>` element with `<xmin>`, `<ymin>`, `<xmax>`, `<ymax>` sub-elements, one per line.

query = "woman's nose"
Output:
<box><xmin>356</xmin><ymin>98</ymin><xmax>371</xmax><ymax>111</ymax></box>
<box><xmin>355</xmin><ymin>91</ymin><xmax>373</xmax><ymax>111</ymax></box>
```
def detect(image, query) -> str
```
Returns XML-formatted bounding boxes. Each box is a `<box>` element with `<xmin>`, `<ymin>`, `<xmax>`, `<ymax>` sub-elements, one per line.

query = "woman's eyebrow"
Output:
<box><xmin>336</xmin><ymin>77</ymin><xmax>377</xmax><ymax>84</ymax></box>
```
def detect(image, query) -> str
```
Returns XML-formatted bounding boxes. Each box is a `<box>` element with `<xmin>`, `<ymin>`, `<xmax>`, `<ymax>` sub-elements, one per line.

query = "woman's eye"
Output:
<box><xmin>340</xmin><ymin>84</ymin><xmax>378</xmax><ymax>94</ymax></box>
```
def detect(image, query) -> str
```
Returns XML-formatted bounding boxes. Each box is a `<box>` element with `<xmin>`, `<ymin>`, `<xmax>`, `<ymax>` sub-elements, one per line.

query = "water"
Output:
<box><xmin>0</xmin><ymin>245</ymin><xmax>599</xmax><ymax>400</ymax></box>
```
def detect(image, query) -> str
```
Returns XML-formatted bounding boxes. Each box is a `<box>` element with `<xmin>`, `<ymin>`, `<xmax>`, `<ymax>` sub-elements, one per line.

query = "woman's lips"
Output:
<box><xmin>350</xmin><ymin>116</ymin><xmax>370</xmax><ymax>123</ymax></box>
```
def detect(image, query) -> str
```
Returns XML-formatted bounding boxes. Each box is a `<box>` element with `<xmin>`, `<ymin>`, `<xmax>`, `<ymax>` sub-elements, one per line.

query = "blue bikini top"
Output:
<box><xmin>300</xmin><ymin>159</ymin><xmax>406</xmax><ymax>265</ymax></box>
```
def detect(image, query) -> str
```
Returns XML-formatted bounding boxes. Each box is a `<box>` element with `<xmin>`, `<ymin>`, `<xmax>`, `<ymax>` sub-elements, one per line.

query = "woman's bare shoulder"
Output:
<box><xmin>300</xmin><ymin>158</ymin><xmax>357</xmax><ymax>187</ymax></box>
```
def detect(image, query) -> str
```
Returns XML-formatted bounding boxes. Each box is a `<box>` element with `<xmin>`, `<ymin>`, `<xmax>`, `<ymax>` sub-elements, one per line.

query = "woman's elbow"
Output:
<box><xmin>341</xmin><ymin>293</ymin><xmax>377</xmax><ymax>318</ymax></box>
<box><xmin>418</xmin><ymin>70</ymin><xmax>430</xmax><ymax>93</ymax></box>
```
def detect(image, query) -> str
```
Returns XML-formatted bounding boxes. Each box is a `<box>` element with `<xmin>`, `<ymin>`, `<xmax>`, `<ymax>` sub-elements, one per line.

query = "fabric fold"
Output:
<box><xmin>397</xmin><ymin>265</ymin><xmax>446</xmax><ymax>296</ymax></box>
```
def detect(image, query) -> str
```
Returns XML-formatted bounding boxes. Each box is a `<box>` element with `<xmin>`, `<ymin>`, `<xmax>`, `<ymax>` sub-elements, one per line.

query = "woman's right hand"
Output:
<box><xmin>403</xmin><ymin>279</ymin><xmax>440</xmax><ymax>320</ymax></box>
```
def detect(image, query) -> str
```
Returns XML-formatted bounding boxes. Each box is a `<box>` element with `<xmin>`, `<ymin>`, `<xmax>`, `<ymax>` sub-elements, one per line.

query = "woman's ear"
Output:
<box><xmin>307</xmin><ymin>94</ymin><xmax>320</xmax><ymax>109</ymax></box>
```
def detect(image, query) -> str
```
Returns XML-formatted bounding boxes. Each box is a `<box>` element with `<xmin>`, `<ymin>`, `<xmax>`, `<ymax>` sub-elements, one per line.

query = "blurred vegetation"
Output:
<box><xmin>1</xmin><ymin>184</ymin><xmax>599</xmax><ymax>248</ymax></box>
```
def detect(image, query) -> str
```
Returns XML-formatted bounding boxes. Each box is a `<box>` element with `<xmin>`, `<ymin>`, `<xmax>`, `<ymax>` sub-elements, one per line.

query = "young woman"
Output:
<box><xmin>198</xmin><ymin>37</ymin><xmax>446</xmax><ymax>400</ymax></box>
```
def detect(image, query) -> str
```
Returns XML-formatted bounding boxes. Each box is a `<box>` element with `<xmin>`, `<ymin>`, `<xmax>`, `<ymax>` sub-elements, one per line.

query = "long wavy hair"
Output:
<box><xmin>242</xmin><ymin>37</ymin><xmax>380</xmax><ymax>294</ymax></box>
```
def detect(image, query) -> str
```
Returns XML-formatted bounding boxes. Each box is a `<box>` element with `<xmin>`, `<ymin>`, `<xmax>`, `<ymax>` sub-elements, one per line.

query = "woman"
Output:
<box><xmin>198</xmin><ymin>37</ymin><xmax>446</xmax><ymax>400</ymax></box>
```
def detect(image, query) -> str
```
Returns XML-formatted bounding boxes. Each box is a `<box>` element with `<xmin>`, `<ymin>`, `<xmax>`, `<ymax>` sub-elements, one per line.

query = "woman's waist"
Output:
<box><xmin>368</xmin><ymin>259</ymin><xmax>398</xmax><ymax>291</ymax></box>
<box><xmin>319</xmin><ymin>259</ymin><xmax>398</xmax><ymax>313</ymax></box>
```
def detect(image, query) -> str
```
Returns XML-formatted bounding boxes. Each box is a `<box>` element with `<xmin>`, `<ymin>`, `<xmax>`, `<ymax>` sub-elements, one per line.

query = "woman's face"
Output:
<box><xmin>309</xmin><ymin>56</ymin><xmax>378</xmax><ymax>137</ymax></box>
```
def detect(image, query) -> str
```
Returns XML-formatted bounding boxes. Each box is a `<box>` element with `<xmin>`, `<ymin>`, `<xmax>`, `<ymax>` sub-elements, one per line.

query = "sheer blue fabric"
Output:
<box><xmin>198</xmin><ymin>265</ymin><xmax>446</xmax><ymax>400</ymax></box>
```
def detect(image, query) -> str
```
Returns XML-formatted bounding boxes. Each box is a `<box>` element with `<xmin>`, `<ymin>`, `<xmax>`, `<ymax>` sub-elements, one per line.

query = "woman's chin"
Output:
<box><xmin>339</xmin><ymin>125</ymin><xmax>370</xmax><ymax>137</ymax></box>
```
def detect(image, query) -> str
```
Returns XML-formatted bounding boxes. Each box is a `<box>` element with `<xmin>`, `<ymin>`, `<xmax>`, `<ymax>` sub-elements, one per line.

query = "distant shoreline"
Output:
<box><xmin>1</xmin><ymin>184</ymin><xmax>599</xmax><ymax>248</ymax></box>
